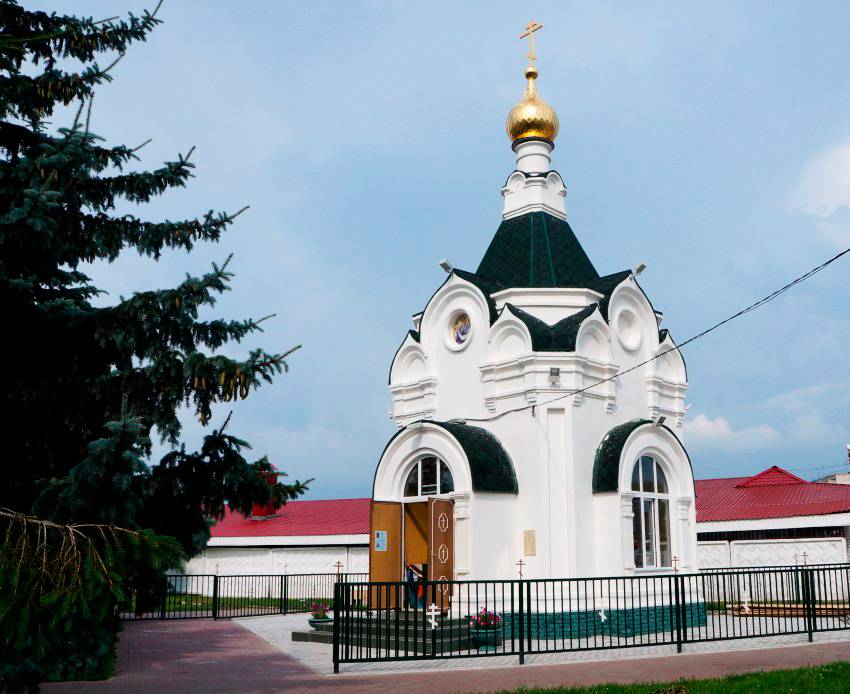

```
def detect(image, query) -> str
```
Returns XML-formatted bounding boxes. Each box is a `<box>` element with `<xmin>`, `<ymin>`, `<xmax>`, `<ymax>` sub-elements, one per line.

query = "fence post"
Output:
<box><xmin>803</xmin><ymin>568</ymin><xmax>815</xmax><ymax>642</ymax></box>
<box><xmin>212</xmin><ymin>575</ymin><xmax>219</xmax><ymax>620</ymax></box>
<box><xmin>332</xmin><ymin>581</ymin><xmax>341</xmax><ymax>674</ymax></box>
<box><xmin>673</xmin><ymin>574</ymin><xmax>682</xmax><ymax>653</ymax></box>
<box><xmin>279</xmin><ymin>575</ymin><xmax>285</xmax><ymax>614</ymax></box>
<box><xmin>679</xmin><ymin>574</ymin><xmax>688</xmax><ymax>650</ymax></box>
<box><xmin>159</xmin><ymin>583</ymin><xmax>167</xmax><ymax>620</ymax></box>
<box><xmin>517</xmin><ymin>580</ymin><xmax>525</xmax><ymax>665</ymax></box>
<box><xmin>525</xmin><ymin>580</ymin><xmax>532</xmax><ymax>653</ymax></box>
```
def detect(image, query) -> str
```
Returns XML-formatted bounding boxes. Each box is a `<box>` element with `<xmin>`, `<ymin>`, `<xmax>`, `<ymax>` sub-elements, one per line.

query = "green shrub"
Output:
<box><xmin>0</xmin><ymin>510</ymin><xmax>182</xmax><ymax>691</ymax></box>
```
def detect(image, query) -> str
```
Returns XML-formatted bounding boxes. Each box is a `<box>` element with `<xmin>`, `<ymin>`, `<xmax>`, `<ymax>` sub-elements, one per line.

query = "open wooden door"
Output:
<box><xmin>369</xmin><ymin>501</ymin><xmax>402</xmax><ymax>609</ymax></box>
<box><xmin>428</xmin><ymin>497</ymin><xmax>454</xmax><ymax>610</ymax></box>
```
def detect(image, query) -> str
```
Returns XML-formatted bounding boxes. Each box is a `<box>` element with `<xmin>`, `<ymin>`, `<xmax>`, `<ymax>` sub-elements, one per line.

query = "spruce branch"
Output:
<box><xmin>215</xmin><ymin>410</ymin><xmax>234</xmax><ymax>436</ymax></box>
<box><xmin>100</xmin><ymin>50</ymin><xmax>126</xmax><ymax>77</ymax></box>
<box><xmin>70</xmin><ymin>96</ymin><xmax>86</xmax><ymax>130</ymax></box>
<box><xmin>130</xmin><ymin>138</ymin><xmax>152</xmax><ymax>153</ymax></box>
<box><xmin>84</xmin><ymin>93</ymin><xmax>94</xmax><ymax>136</ymax></box>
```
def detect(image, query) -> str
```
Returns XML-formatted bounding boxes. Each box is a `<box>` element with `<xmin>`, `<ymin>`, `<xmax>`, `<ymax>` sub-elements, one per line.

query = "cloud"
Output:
<box><xmin>242</xmin><ymin>423</ymin><xmax>379</xmax><ymax>497</ymax></box>
<box><xmin>763</xmin><ymin>381</ymin><xmax>850</xmax><ymax>411</ymax></box>
<box><xmin>685</xmin><ymin>413</ymin><xmax>781</xmax><ymax>450</ymax></box>
<box><xmin>687</xmin><ymin>381</ymin><xmax>850</xmax><ymax>454</ymax></box>
<box><xmin>792</xmin><ymin>140</ymin><xmax>850</xmax><ymax>246</ymax></box>
<box><xmin>785</xmin><ymin>412</ymin><xmax>843</xmax><ymax>443</ymax></box>
<box><xmin>763</xmin><ymin>381</ymin><xmax>850</xmax><ymax>442</ymax></box>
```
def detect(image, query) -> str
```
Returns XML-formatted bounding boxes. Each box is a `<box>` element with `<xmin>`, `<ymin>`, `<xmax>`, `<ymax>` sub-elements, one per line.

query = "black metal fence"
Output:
<box><xmin>123</xmin><ymin>572</ymin><xmax>368</xmax><ymax>620</ymax></box>
<box><xmin>332</xmin><ymin>564</ymin><xmax>850</xmax><ymax>672</ymax></box>
<box><xmin>700</xmin><ymin>562</ymin><xmax>850</xmax><ymax>573</ymax></box>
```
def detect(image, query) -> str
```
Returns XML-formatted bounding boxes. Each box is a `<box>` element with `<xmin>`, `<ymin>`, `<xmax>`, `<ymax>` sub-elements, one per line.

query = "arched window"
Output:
<box><xmin>630</xmin><ymin>456</ymin><xmax>671</xmax><ymax>568</ymax></box>
<box><xmin>404</xmin><ymin>457</ymin><xmax>454</xmax><ymax>498</ymax></box>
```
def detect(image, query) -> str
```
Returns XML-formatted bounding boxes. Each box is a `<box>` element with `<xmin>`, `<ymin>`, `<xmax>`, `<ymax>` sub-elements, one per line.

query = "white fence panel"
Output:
<box><xmin>697</xmin><ymin>541</ymin><xmax>731</xmax><ymax>569</ymax></box>
<box><xmin>731</xmin><ymin>538</ymin><xmax>846</xmax><ymax>567</ymax></box>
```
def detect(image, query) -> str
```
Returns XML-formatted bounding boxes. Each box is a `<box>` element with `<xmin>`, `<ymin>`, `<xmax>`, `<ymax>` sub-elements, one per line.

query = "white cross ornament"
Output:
<box><xmin>427</xmin><ymin>603</ymin><xmax>440</xmax><ymax>630</ymax></box>
<box><xmin>741</xmin><ymin>589</ymin><xmax>751</xmax><ymax>615</ymax></box>
<box><xmin>597</xmin><ymin>599</ymin><xmax>608</xmax><ymax>623</ymax></box>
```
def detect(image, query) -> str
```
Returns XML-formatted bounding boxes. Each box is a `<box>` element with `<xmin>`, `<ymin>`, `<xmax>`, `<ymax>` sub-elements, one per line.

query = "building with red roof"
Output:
<box><xmin>695</xmin><ymin>466</ymin><xmax>850</xmax><ymax>568</ymax></box>
<box><xmin>182</xmin><ymin>465</ymin><xmax>850</xmax><ymax>577</ymax></box>
<box><xmin>185</xmin><ymin>498</ymin><xmax>371</xmax><ymax>577</ymax></box>
<box><xmin>210</xmin><ymin>498</ymin><xmax>370</xmax><ymax>541</ymax></box>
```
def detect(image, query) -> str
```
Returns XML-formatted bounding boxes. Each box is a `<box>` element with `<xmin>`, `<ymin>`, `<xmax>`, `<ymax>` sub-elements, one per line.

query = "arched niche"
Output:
<box><xmin>390</xmin><ymin>337</ymin><xmax>430</xmax><ymax>386</ymax></box>
<box><xmin>487</xmin><ymin>307</ymin><xmax>533</xmax><ymax>362</ymax></box>
<box><xmin>649</xmin><ymin>336</ymin><xmax>687</xmax><ymax>386</ymax></box>
<box><xmin>575</xmin><ymin>309</ymin><xmax>613</xmax><ymax>364</ymax></box>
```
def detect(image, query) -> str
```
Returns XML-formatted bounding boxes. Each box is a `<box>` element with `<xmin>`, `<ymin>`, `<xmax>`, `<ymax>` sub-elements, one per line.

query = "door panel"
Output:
<box><xmin>404</xmin><ymin>502</ymin><xmax>429</xmax><ymax>567</ymax></box>
<box><xmin>428</xmin><ymin>498</ymin><xmax>454</xmax><ymax>610</ymax></box>
<box><xmin>369</xmin><ymin>501</ymin><xmax>402</xmax><ymax>609</ymax></box>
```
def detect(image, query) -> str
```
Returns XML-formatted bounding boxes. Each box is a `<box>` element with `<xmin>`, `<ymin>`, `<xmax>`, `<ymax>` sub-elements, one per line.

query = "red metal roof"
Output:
<box><xmin>696</xmin><ymin>466</ymin><xmax>850</xmax><ymax>522</ymax></box>
<box><xmin>211</xmin><ymin>498</ymin><xmax>370</xmax><ymax>537</ymax></box>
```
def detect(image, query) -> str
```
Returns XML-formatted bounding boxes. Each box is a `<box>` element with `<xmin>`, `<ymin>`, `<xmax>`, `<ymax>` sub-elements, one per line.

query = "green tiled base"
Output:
<box><xmin>502</xmin><ymin>603</ymin><xmax>707</xmax><ymax>640</ymax></box>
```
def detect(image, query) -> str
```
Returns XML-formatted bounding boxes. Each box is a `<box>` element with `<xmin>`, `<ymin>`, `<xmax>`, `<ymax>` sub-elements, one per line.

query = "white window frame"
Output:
<box><xmin>403</xmin><ymin>456</ymin><xmax>454</xmax><ymax>500</ymax></box>
<box><xmin>630</xmin><ymin>455</ymin><xmax>672</xmax><ymax>570</ymax></box>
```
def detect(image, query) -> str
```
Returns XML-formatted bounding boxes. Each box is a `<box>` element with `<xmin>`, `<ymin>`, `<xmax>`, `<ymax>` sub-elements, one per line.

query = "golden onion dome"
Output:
<box><xmin>506</xmin><ymin>65</ymin><xmax>559</xmax><ymax>143</ymax></box>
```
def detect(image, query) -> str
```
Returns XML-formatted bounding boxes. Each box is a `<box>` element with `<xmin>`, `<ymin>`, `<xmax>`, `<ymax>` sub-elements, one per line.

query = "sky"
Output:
<box><xmin>32</xmin><ymin>1</ymin><xmax>850</xmax><ymax>498</ymax></box>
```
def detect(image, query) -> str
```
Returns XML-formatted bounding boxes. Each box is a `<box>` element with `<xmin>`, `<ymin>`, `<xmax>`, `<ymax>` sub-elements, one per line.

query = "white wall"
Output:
<box><xmin>185</xmin><ymin>545</ymin><xmax>369</xmax><ymax>576</ymax></box>
<box><xmin>697</xmin><ymin>538</ymin><xmax>847</xmax><ymax>569</ymax></box>
<box><xmin>379</xmin><ymin>264</ymin><xmax>696</xmax><ymax>581</ymax></box>
<box><xmin>696</xmin><ymin>540</ymin><xmax>731</xmax><ymax>568</ymax></box>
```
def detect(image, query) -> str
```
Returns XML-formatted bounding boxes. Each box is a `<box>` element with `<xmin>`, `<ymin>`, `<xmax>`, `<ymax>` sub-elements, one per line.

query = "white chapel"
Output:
<box><xmin>369</xmin><ymin>30</ymin><xmax>697</xmax><ymax>585</ymax></box>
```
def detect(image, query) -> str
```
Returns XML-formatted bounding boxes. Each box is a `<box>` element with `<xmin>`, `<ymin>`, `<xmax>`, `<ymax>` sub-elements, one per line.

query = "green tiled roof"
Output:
<box><xmin>505</xmin><ymin>303</ymin><xmax>597</xmax><ymax>352</ymax></box>
<box><xmin>593</xmin><ymin>420</ymin><xmax>650</xmax><ymax>493</ymax></box>
<box><xmin>425</xmin><ymin>421</ymin><xmax>518</xmax><ymax>494</ymax></box>
<box><xmin>592</xmin><ymin>420</ymin><xmax>694</xmax><ymax>494</ymax></box>
<box><xmin>477</xmin><ymin>212</ymin><xmax>601</xmax><ymax>289</ymax></box>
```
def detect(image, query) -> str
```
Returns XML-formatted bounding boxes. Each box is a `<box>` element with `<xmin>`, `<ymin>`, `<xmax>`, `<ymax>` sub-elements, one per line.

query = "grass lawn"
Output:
<box><xmin>165</xmin><ymin>594</ymin><xmax>332</xmax><ymax>610</ymax></box>
<box><xmin>125</xmin><ymin>593</ymin><xmax>333</xmax><ymax>615</ymax></box>
<box><xmin>498</xmin><ymin>661</ymin><xmax>850</xmax><ymax>693</ymax></box>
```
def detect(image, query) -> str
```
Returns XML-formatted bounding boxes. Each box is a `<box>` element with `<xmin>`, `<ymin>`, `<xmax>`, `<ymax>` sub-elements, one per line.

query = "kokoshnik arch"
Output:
<box><xmin>370</xmin><ymin>27</ymin><xmax>697</xmax><ymax>585</ymax></box>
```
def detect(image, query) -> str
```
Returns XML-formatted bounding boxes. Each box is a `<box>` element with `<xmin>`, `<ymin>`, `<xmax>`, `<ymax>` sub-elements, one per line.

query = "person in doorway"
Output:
<box><xmin>405</xmin><ymin>563</ymin><xmax>425</xmax><ymax>608</ymax></box>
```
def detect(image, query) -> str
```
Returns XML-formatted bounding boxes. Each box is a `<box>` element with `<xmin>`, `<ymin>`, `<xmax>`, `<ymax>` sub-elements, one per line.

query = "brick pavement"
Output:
<box><xmin>42</xmin><ymin>620</ymin><xmax>314</xmax><ymax>694</ymax></box>
<box><xmin>44</xmin><ymin>619</ymin><xmax>850</xmax><ymax>694</ymax></box>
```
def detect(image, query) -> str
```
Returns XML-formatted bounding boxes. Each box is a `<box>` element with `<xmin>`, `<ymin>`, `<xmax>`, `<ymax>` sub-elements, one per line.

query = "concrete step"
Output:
<box><xmin>292</xmin><ymin>629</ymin><xmax>474</xmax><ymax>652</ymax></box>
<box><xmin>316</xmin><ymin>614</ymin><xmax>471</xmax><ymax>632</ymax></box>
<box><xmin>313</xmin><ymin>623</ymin><xmax>471</xmax><ymax>640</ymax></box>
<box><xmin>292</xmin><ymin>630</ymin><xmax>334</xmax><ymax>644</ymax></box>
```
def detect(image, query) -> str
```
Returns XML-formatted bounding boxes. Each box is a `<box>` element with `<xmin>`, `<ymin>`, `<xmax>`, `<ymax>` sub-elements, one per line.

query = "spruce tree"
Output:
<box><xmin>39</xmin><ymin>399</ymin><xmax>149</xmax><ymax>527</ymax></box>
<box><xmin>0</xmin><ymin>0</ymin><xmax>306</xmax><ymax>539</ymax></box>
<box><xmin>0</xmin><ymin>1</ymin><xmax>310</xmax><ymax>684</ymax></box>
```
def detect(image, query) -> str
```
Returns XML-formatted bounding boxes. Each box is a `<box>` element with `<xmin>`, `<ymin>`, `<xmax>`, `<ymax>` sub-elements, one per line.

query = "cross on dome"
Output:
<box><xmin>507</xmin><ymin>20</ymin><xmax>559</xmax><ymax>143</ymax></box>
<box><xmin>520</xmin><ymin>21</ymin><xmax>544</xmax><ymax>66</ymax></box>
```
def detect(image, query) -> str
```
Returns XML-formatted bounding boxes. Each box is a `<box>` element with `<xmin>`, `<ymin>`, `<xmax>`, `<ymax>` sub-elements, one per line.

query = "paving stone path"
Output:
<box><xmin>44</xmin><ymin>618</ymin><xmax>850</xmax><ymax>693</ymax></box>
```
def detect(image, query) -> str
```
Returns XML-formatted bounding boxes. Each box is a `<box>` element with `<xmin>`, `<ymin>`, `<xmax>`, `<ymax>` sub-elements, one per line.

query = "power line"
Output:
<box><xmin>785</xmin><ymin>463</ymin><xmax>849</xmax><ymax>475</ymax></box>
<box><xmin>465</xmin><ymin>244</ymin><xmax>850</xmax><ymax>423</ymax></box>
